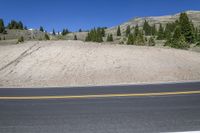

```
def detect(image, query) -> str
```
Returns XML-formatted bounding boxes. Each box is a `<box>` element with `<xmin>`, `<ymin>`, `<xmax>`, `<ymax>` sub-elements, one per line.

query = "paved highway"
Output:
<box><xmin>0</xmin><ymin>82</ymin><xmax>200</xmax><ymax>133</ymax></box>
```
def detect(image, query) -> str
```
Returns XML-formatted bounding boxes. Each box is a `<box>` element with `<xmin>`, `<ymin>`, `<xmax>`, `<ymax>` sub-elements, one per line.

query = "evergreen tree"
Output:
<box><xmin>127</xmin><ymin>27</ymin><xmax>145</xmax><ymax>45</ymax></box>
<box><xmin>179</xmin><ymin>12</ymin><xmax>194</xmax><ymax>43</ymax></box>
<box><xmin>117</xmin><ymin>26</ymin><xmax>121</xmax><ymax>36</ymax></box>
<box><xmin>143</xmin><ymin>20</ymin><xmax>151</xmax><ymax>35</ymax></box>
<box><xmin>85</xmin><ymin>28</ymin><xmax>103</xmax><ymax>43</ymax></box>
<box><xmin>18</xmin><ymin>21</ymin><xmax>23</xmax><ymax>30</ymax></box>
<box><xmin>167</xmin><ymin>26</ymin><xmax>189</xmax><ymax>49</ymax></box>
<box><xmin>135</xmin><ymin>30</ymin><xmax>145</xmax><ymax>45</ymax></box>
<box><xmin>194</xmin><ymin>28</ymin><xmax>198</xmax><ymax>42</ymax></box>
<box><xmin>52</xmin><ymin>29</ymin><xmax>56</xmax><ymax>35</ymax></box>
<box><xmin>62</xmin><ymin>28</ymin><xmax>69</xmax><ymax>36</ymax></box>
<box><xmin>39</xmin><ymin>26</ymin><xmax>44</xmax><ymax>32</ymax></box>
<box><xmin>107</xmin><ymin>34</ymin><xmax>113</xmax><ymax>42</ymax></box>
<box><xmin>173</xmin><ymin>26</ymin><xmax>182</xmax><ymax>40</ymax></box>
<box><xmin>98</xmin><ymin>27</ymin><xmax>105</xmax><ymax>37</ymax></box>
<box><xmin>164</xmin><ymin>23</ymin><xmax>172</xmax><ymax>40</ymax></box>
<box><xmin>79</xmin><ymin>29</ymin><xmax>82</xmax><ymax>32</ymax></box>
<box><xmin>127</xmin><ymin>34</ymin><xmax>134</xmax><ymax>45</ymax></box>
<box><xmin>134</xmin><ymin>25</ymin><xmax>139</xmax><ymax>37</ymax></box>
<box><xmin>157</xmin><ymin>24</ymin><xmax>165</xmax><ymax>40</ymax></box>
<box><xmin>126</xmin><ymin>25</ymin><xmax>131</xmax><ymax>37</ymax></box>
<box><xmin>151</xmin><ymin>24</ymin><xmax>157</xmax><ymax>36</ymax></box>
<box><xmin>0</xmin><ymin>19</ymin><xmax>5</xmax><ymax>33</ymax></box>
<box><xmin>7</xmin><ymin>20</ymin><xmax>25</xmax><ymax>30</ymax></box>
<box><xmin>74</xmin><ymin>35</ymin><xmax>77</xmax><ymax>40</ymax></box>
<box><xmin>24</xmin><ymin>26</ymin><xmax>28</xmax><ymax>30</ymax></box>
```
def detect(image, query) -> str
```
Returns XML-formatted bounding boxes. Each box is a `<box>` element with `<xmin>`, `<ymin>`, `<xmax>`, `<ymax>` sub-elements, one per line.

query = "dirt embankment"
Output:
<box><xmin>0</xmin><ymin>40</ymin><xmax>200</xmax><ymax>87</ymax></box>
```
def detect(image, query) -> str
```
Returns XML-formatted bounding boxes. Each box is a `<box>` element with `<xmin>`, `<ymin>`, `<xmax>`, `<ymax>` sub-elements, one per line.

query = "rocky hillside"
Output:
<box><xmin>0</xmin><ymin>29</ymin><xmax>46</xmax><ymax>41</ymax></box>
<box><xmin>106</xmin><ymin>10</ymin><xmax>200</xmax><ymax>36</ymax></box>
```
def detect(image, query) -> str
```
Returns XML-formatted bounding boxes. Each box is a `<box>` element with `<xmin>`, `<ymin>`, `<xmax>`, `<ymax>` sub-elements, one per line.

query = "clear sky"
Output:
<box><xmin>1</xmin><ymin>0</ymin><xmax>200</xmax><ymax>32</ymax></box>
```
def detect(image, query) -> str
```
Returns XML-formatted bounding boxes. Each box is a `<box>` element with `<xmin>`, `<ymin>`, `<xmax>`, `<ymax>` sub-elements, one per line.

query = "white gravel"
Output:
<box><xmin>0</xmin><ymin>40</ymin><xmax>200</xmax><ymax>87</ymax></box>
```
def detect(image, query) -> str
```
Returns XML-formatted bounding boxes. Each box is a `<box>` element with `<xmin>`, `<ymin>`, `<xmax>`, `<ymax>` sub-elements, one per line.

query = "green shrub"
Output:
<box><xmin>45</xmin><ymin>33</ymin><xmax>50</xmax><ymax>40</ymax></box>
<box><xmin>18</xmin><ymin>36</ymin><xmax>24</xmax><ymax>43</ymax></box>
<box><xmin>148</xmin><ymin>37</ymin><xmax>155</xmax><ymax>46</ymax></box>
<box><xmin>106</xmin><ymin>34</ymin><xmax>113</xmax><ymax>42</ymax></box>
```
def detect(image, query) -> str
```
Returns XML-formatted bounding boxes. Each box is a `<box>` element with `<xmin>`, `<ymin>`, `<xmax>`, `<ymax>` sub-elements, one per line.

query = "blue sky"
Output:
<box><xmin>1</xmin><ymin>0</ymin><xmax>200</xmax><ymax>32</ymax></box>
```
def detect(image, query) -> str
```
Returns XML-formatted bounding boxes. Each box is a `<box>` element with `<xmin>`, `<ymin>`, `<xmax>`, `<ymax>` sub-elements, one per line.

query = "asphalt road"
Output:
<box><xmin>0</xmin><ymin>82</ymin><xmax>200</xmax><ymax>133</ymax></box>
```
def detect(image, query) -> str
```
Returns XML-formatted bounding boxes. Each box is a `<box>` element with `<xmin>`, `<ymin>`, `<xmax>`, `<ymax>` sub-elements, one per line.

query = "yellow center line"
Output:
<box><xmin>0</xmin><ymin>90</ymin><xmax>200</xmax><ymax>100</ymax></box>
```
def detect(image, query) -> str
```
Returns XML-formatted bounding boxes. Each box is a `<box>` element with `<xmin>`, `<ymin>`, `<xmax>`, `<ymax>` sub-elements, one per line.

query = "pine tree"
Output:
<box><xmin>157</xmin><ymin>24</ymin><xmax>165</xmax><ymax>40</ymax></box>
<box><xmin>143</xmin><ymin>20</ymin><xmax>151</xmax><ymax>35</ymax></box>
<box><xmin>117</xmin><ymin>26</ymin><xmax>121</xmax><ymax>36</ymax></box>
<box><xmin>127</xmin><ymin>34</ymin><xmax>134</xmax><ymax>45</ymax></box>
<box><xmin>151</xmin><ymin>24</ymin><xmax>157</xmax><ymax>36</ymax></box>
<box><xmin>7</xmin><ymin>20</ymin><xmax>25</xmax><ymax>30</ymax></box>
<box><xmin>126</xmin><ymin>25</ymin><xmax>131</xmax><ymax>37</ymax></box>
<box><xmin>74</xmin><ymin>35</ymin><xmax>77</xmax><ymax>40</ymax></box>
<box><xmin>173</xmin><ymin>26</ymin><xmax>182</xmax><ymax>40</ymax></box>
<box><xmin>169</xmin><ymin>26</ymin><xmax>189</xmax><ymax>49</ymax></box>
<box><xmin>179</xmin><ymin>12</ymin><xmax>194</xmax><ymax>43</ymax></box>
<box><xmin>79</xmin><ymin>29</ymin><xmax>82</xmax><ymax>32</ymax></box>
<box><xmin>62</xmin><ymin>28</ymin><xmax>69</xmax><ymax>36</ymax></box>
<box><xmin>85</xmin><ymin>28</ymin><xmax>103</xmax><ymax>43</ymax></box>
<box><xmin>24</xmin><ymin>26</ymin><xmax>28</xmax><ymax>30</ymax></box>
<box><xmin>135</xmin><ymin>30</ymin><xmax>145</xmax><ymax>45</ymax></box>
<box><xmin>194</xmin><ymin>28</ymin><xmax>198</xmax><ymax>42</ymax></box>
<box><xmin>107</xmin><ymin>34</ymin><xmax>113</xmax><ymax>42</ymax></box>
<box><xmin>134</xmin><ymin>25</ymin><xmax>139</xmax><ymax>37</ymax></box>
<box><xmin>0</xmin><ymin>19</ymin><xmax>5</xmax><ymax>33</ymax></box>
<box><xmin>52</xmin><ymin>29</ymin><xmax>56</xmax><ymax>35</ymax></box>
<box><xmin>164</xmin><ymin>23</ymin><xmax>172</xmax><ymax>40</ymax></box>
<box><xmin>18</xmin><ymin>21</ymin><xmax>23</xmax><ymax>30</ymax></box>
<box><xmin>40</xmin><ymin>26</ymin><xmax>44</xmax><ymax>32</ymax></box>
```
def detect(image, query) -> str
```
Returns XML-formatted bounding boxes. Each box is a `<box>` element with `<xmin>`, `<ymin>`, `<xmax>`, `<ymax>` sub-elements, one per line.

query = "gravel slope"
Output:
<box><xmin>0</xmin><ymin>40</ymin><xmax>200</xmax><ymax>87</ymax></box>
